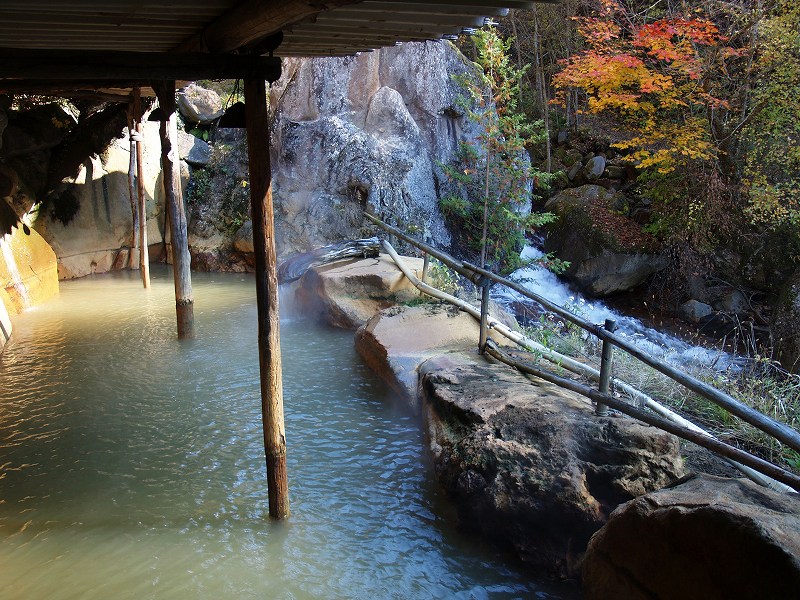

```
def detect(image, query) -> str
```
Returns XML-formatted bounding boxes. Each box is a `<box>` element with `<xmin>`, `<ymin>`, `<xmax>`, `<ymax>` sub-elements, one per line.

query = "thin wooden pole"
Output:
<box><xmin>133</xmin><ymin>86</ymin><xmax>150</xmax><ymax>288</ymax></box>
<box><xmin>126</xmin><ymin>102</ymin><xmax>140</xmax><ymax>271</ymax></box>
<box><xmin>478</xmin><ymin>279</ymin><xmax>490</xmax><ymax>354</ymax></box>
<box><xmin>244</xmin><ymin>76</ymin><xmax>289</xmax><ymax>519</ymax></box>
<box><xmin>154</xmin><ymin>80</ymin><xmax>194</xmax><ymax>338</ymax></box>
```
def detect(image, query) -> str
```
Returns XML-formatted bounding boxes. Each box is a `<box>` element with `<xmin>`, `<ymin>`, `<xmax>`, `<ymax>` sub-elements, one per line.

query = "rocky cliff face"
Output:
<box><xmin>268</xmin><ymin>41</ymin><xmax>480</xmax><ymax>255</ymax></box>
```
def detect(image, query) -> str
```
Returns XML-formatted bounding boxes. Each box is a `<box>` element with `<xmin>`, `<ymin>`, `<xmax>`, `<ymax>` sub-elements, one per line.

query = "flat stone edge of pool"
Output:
<box><xmin>295</xmin><ymin>254</ymin><xmax>800</xmax><ymax>595</ymax></box>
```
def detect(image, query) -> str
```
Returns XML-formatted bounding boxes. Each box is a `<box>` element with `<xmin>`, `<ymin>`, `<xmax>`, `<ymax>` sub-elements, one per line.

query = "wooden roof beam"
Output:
<box><xmin>0</xmin><ymin>49</ymin><xmax>281</xmax><ymax>82</ymax></box>
<box><xmin>175</xmin><ymin>0</ymin><xmax>362</xmax><ymax>54</ymax></box>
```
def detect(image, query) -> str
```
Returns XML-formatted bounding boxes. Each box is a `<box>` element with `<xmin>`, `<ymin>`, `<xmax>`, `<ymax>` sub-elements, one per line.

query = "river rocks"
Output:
<box><xmin>0</xmin><ymin>221</ymin><xmax>59</xmax><ymax>315</ymax></box>
<box><xmin>544</xmin><ymin>185</ymin><xmax>665</xmax><ymax>296</ymax></box>
<box><xmin>680</xmin><ymin>299</ymin><xmax>713</xmax><ymax>323</ymax></box>
<box><xmin>268</xmin><ymin>41</ymin><xmax>480</xmax><ymax>255</ymax></box>
<box><xmin>355</xmin><ymin>303</ymin><xmax>482</xmax><ymax>411</ymax></box>
<box><xmin>582</xmin><ymin>473</ymin><xmax>800</xmax><ymax>599</ymax></box>
<box><xmin>420</xmin><ymin>353</ymin><xmax>685</xmax><ymax>576</ymax></box>
<box><xmin>583</xmin><ymin>155</ymin><xmax>606</xmax><ymax>180</ymax></box>
<box><xmin>295</xmin><ymin>254</ymin><xmax>423</xmax><ymax>329</ymax></box>
<box><xmin>177</xmin><ymin>83</ymin><xmax>224</xmax><ymax>124</ymax></box>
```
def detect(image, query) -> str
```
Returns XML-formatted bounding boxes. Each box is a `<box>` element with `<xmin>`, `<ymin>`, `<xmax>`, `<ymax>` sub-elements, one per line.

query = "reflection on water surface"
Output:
<box><xmin>0</xmin><ymin>266</ymin><xmax>577</xmax><ymax>599</ymax></box>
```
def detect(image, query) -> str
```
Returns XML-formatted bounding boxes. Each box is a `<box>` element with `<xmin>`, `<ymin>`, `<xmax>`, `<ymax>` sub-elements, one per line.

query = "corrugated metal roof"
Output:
<box><xmin>0</xmin><ymin>0</ymin><xmax>541</xmax><ymax>95</ymax></box>
<box><xmin>0</xmin><ymin>0</ymin><xmax>537</xmax><ymax>56</ymax></box>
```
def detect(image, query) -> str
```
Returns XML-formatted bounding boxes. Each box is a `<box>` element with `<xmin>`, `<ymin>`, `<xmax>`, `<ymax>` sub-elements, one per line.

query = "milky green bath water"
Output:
<box><xmin>0</xmin><ymin>267</ymin><xmax>577</xmax><ymax>599</ymax></box>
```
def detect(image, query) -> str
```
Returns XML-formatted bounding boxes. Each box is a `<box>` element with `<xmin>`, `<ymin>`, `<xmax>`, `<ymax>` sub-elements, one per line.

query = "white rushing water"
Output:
<box><xmin>494</xmin><ymin>246</ymin><xmax>736</xmax><ymax>371</ymax></box>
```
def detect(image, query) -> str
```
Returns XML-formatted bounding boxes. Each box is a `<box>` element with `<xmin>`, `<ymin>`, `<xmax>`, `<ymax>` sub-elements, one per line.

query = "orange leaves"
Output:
<box><xmin>553</xmin><ymin>5</ymin><xmax>730</xmax><ymax>173</ymax></box>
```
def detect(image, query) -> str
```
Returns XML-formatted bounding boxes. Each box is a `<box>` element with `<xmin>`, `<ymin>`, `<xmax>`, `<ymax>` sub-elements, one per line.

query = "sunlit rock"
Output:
<box><xmin>295</xmin><ymin>254</ymin><xmax>422</xmax><ymax>329</ymax></box>
<box><xmin>34</xmin><ymin>124</ymin><xmax>165</xmax><ymax>279</ymax></box>
<box><xmin>0</xmin><ymin>224</ymin><xmax>58</xmax><ymax>315</ymax></box>
<box><xmin>355</xmin><ymin>304</ymin><xmax>481</xmax><ymax>411</ymax></box>
<box><xmin>268</xmin><ymin>40</ymin><xmax>481</xmax><ymax>255</ymax></box>
<box><xmin>177</xmin><ymin>83</ymin><xmax>224</xmax><ymax>125</ymax></box>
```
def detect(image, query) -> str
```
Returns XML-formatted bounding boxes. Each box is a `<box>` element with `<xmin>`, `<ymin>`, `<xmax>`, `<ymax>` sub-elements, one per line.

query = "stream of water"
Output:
<box><xmin>0</xmin><ymin>266</ymin><xmax>577</xmax><ymax>599</ymax></box>
<box><xmin>495</xmin><ymin>246</ymin><xmax>736</xmax><ymax>370</ymax></box>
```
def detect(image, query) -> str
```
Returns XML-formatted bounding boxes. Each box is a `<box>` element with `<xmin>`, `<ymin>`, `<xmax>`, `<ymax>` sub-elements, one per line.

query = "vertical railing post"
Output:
<box><xmin>596</xmin><ymin>318</ymin><xmax>617</xmax><ymax>416</ymax></box>
<box><xmin>421</xmin><ymin>253</ymin><xmax>430</xmax><ymax>284</ymax></box>
<box><xmin>478</xmin><ymin>278</ymin><xmax>491</xmax><ymax>354</ymax></box>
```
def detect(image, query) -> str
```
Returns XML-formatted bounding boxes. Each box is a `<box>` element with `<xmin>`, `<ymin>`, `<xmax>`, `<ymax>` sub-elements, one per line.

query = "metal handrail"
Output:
<box><xmin>366</xmin><ymin>213</ymin><xmax>800</xmax><ymax>489</ymax></box>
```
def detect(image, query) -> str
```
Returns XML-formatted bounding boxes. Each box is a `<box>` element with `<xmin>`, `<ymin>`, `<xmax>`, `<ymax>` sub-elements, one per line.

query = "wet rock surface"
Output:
<box><xmin>295</xmin><ymin>254</ymin><xmax>422</xmax><ymax>329</ymax></box>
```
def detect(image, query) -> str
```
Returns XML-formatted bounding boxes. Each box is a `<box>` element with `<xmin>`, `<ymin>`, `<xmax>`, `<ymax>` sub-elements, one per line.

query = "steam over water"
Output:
<box><xmin>0</xmin><ymin>267</ymin><xmax>575</xmax><ymax>599</ymax></box>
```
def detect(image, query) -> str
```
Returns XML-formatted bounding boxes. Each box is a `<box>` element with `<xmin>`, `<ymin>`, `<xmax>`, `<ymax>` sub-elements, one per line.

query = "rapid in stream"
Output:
<box><xmin>495</xmin><ymin>246</ymin><xmax>736</xmax><ymax>370</ymax></box>
<box><xmin>0</xmin><ymin>267</ymin><xmax>576</xmax><ymax>599</ymax></box>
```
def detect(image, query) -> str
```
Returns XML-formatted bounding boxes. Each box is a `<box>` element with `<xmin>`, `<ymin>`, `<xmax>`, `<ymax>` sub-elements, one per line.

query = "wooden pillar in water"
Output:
<box><xmin>244</xmin><ymin>76</ymin><xmax>289</xmax><ymax>519</ymax></box>
<box><xmin>133</xmin><ymin>87</ymin><xmax>150</xmax><ymax>288</ymax></box>
<box><xmin>154</xmin><ymin>80</ymin><xmax>194</xmax><ymax>338</ymax></box>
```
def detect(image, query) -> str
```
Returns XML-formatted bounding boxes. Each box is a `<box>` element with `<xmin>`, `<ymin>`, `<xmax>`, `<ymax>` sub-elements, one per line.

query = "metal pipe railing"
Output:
<box><xmin>485</xmin><ymin>340</ymin><xmax>800</xmax><ymax>492</ymax></box>
<box><xmin>366</xmin><ymin>213</ymin><xmax>800</xmax><ymax>455</ymax></box>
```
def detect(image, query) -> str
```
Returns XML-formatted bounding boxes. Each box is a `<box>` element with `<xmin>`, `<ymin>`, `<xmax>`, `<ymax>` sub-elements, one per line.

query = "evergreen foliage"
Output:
<box><xmin>441</xmin><ymin>28</ymin><xmax>563</xmax><ymax>275</ymax></box>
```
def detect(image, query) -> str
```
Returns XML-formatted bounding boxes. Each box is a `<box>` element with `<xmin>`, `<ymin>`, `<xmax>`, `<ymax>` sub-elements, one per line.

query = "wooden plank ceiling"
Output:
<box><xmin>0</xmin><ymin>0</ymin><xmax>539</xmax><ymax>96</ymax></box>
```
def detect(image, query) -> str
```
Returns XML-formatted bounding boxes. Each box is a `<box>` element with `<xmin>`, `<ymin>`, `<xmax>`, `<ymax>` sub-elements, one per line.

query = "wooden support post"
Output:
<box><xmin>133</xmin><ymin>87</ymin><xmax>150</xmax><ymax>288</ymax></box>
<box><xmin>244</xmin><ymin>76</ymin><xmax>289</xmax><ymax>519</ymax></box>
<box><xmin>154</xmin><ymin>80</ymin><xmax>193</xmax><ymax>338</ymax></box>
<box><xmin>421</xmin><ymin>253</ymin><xmax>430</xmax><ymax>284</ymax></box>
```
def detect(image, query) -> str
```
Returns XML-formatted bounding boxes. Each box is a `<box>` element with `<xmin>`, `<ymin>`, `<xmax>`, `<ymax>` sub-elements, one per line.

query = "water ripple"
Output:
<box><xmin>0</xmin><ymin>267</ymin><xmax>577</xmax><ymax>599</ymax></box>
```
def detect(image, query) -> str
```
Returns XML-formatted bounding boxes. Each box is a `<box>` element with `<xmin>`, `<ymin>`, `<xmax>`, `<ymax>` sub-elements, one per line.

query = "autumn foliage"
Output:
<box><xmin>552</xmin><ymin>0</ymin><xmax>729</xmax><ymax>174</ymax></box>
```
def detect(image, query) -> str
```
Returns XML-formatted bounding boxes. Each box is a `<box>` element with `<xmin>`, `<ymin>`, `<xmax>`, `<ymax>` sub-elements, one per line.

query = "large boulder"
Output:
<box><xmin>420</xmin><ymin>353</ymin><xmax>685</xmax><ymax>576</ymax></box>
<box><xmin>34</xmin><ymin>123</ymin><xmax>165</xmax><ymax>279</ymax></box>
<box><xmin>177</xmin><ymin>83</ymin><xmax>224</xmax><ymax>124</ymax></box>
<box><xmin>544</xmin><ymin>185</ymin><xmax>665</xmax><ymax>296</ymax></box>
<box><xmin>295</xmin><ymin>254</ymin><xmax>423</xmax><ymax>329</ymax></box>
<box><xmin>582</xmin><ymin>473</ymin><xmax>800</xmax><ymax>600</ymax></box>
<box><xmin>268</xmin><ymin>41</ymin><xmax>481</xmax><ymax>255</ymax></box>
